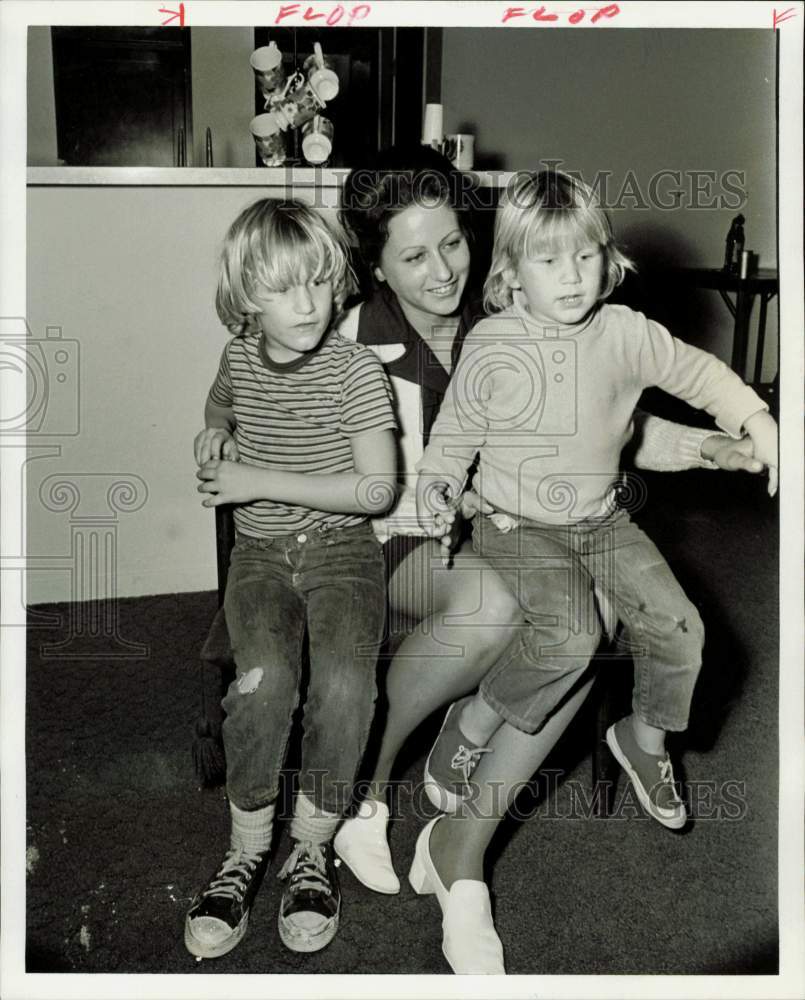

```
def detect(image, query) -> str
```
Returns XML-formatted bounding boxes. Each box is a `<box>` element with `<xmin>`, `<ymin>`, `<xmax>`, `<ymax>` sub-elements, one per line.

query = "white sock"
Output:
<box><xmin>289</xmin><ymin>791</ymin><xmax>339</xmax><ymax>846</ymax></box>
<box><xmin>230</xmin><ymin>800</ymin><xmax>275</xmax><ymax>855</ymax></box>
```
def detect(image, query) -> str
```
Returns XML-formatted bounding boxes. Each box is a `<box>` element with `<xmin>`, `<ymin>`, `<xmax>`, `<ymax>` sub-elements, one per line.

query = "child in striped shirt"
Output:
<box><xmin>185</xmin><ymin>199</ymin><xmax>397</xmax><ymax>960</ymax></box>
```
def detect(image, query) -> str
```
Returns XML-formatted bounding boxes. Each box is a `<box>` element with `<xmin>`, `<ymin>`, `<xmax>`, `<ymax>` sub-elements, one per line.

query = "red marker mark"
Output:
<box><xmin>159</xmin><ymin>1</ymin><xmax>185</xmax><ymax>26</ymax></box>
<box><xmin>591</xmin><ymin>3</ymin><xmax>620</xmax><ymax>22</ymax></box>
<box><xmin>501</xmin><ymin>3</ymin><xmax>620</xmax><ymax>24</ymax></box>
<box><xmin>532</xmin><ymin>5</ymin><xmax>559</xmax><ymax>20</ymax></box>
<box><xmin>772</xmin><ymin>6</ymin><xmax>797</xmax><ymax>28</ymax></box>
<box><xmin>275</xmin><ymin>2</ymin><xmax>371</xmax><ymax>25</ymax></box>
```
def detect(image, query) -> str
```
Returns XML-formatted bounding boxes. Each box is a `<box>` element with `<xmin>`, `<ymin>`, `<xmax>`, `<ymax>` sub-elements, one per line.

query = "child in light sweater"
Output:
<box><xmin>416</xmin><ymin>169</ymin><xmax>777</xmax><ymax>828</ymax></box>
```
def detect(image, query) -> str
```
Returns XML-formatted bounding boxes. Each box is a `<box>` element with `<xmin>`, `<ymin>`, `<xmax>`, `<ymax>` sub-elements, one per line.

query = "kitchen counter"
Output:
<box><xmin>27</xmin><ymin>167</ymin><xmax>514</xmax><ymax>187</ymax></box>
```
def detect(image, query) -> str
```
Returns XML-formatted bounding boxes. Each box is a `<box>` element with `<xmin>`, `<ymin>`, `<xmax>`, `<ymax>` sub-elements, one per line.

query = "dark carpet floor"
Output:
<box><xmin>25</xmin><ymin>465</ymin><xmax>780</xmax><ymax>977</ymax></box>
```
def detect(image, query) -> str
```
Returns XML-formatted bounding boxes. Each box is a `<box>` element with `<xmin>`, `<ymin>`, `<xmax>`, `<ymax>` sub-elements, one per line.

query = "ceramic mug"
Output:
<box><xmin>303</xmin><ymin>43</ymin><xmax>340</xmax><ymax>102</ymax></box>
<box><xmin>250</xmin><ymin>43</ymin><xmax>286</xmax><ymax>98</ymax></box>
<box><xmin>249</xmin><ymin>113</ymin><xmax>286</xmax><ymax>166</ymax></box>
<box><xmin>443</xmin><ymin>134</ymin><xmax>474</xmax><ymax>171</ymax></box>
<box><xmin>301</xmin><ymin>115</ymin><xmax>334</xmax><ymax>165</ymax></box>
<box><xmin>269</xmin><ymin>71</ymin><xmax>324</xmax><ymax>130</ymax></box>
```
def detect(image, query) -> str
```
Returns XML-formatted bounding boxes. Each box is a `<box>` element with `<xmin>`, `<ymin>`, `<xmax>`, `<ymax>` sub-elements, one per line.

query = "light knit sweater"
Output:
<box><xmin>339</xmin><ymin>299</ymin><xmax>735</xmax><ymax>541</ymax></box>
<box><xmin>416</xmin><ymin>296</ymin><xmax>766</xmax><ymax>525</ymax></box>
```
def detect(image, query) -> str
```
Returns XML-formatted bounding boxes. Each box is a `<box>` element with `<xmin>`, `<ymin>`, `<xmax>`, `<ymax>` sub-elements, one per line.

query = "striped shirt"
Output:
<box><xmin>208</xmin><ymin>330</ymin><xmax>396</xmax><ymax>537</ymax></box>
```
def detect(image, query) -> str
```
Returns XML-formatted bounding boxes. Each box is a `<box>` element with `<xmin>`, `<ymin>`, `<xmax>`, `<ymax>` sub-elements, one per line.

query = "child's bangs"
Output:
<box><xmin>522</xmin><ymin>205</ymin><xmax>608</xmax><ymax>259</ymax></box>
<box><xmin>250</xmin><ymin>213</ymin><xmax>344</xmax><ymax>293</ymax></box>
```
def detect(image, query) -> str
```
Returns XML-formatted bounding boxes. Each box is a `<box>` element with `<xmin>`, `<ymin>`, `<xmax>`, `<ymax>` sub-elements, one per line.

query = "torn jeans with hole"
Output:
<box><xmin>221</xmin><ymin>521</ymin><xmax>386</xmax><ymax>814</ymax></box>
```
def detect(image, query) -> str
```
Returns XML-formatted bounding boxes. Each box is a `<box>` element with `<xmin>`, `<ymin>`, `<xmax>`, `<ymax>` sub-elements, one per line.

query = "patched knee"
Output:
<box><xmin>235</xmin><ymin>667</ymin><xmax>264</xmax><ymax>694</ymax></box>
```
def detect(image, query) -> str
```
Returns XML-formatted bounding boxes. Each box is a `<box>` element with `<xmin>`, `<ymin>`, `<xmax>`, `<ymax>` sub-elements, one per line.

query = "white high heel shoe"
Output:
<box><xmin>408</xmin><ymin>817</ymin><xmax>505</xmax><ymax>975</ymax></box>
<box><xmin>333</xmin><ymin>800</ymin><xmax>400</xmax><ymax>894</ymax></box>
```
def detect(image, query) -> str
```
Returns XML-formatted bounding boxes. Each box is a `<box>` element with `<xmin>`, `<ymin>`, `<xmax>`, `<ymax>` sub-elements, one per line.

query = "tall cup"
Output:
<box><xmin>250</xmin><ymin>113</ymin><xmax>286</xmax><ymax>166</ymax></box>
<box><xmin>250</xmin><ymin>43</ymin><xmax>286</xmax><ymax>98</ymax></box>
<box><xmin>422</xmin><ymin>103</ymin><xmax>443</xmax><ymax>148</ymax></box>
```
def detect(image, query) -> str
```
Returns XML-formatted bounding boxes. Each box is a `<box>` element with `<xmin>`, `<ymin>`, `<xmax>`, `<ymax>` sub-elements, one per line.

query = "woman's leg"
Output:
<box><xmin>368</xmin><ymin>537</ymin><xmax>522</xmax><ymax>800</ymax></box>
<box><xmin>426</xmin><ymin>675</ymin><xmax>595</xmax><ymax>887</ymax></box>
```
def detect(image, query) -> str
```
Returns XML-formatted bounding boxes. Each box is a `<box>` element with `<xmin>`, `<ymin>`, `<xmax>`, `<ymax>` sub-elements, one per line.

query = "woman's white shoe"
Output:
<box><xmin>333</xmin><ymin>800</ymin><xmax>400</xmax><ymax>894</ymax></box>
<box><xmin>408</xmin><ymin>817</ymin><xmax>505</xmax><ymax>975</ymax></box>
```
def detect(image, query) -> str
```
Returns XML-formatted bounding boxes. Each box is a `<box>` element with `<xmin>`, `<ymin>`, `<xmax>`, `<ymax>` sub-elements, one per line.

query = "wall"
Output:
<box><xmin>442</xmin><ymin>28</ymin><xmax>778</xmax><ymax>379</ymax></box>
<box><xmin>25</xmin><ymin>185</ymin><xmax>341</xmax><ymax>604</ymax></box>
<box><xmin>190</xmin><ymin>28</ymin><xmax>256</xmax><ymax>167</ymax></box>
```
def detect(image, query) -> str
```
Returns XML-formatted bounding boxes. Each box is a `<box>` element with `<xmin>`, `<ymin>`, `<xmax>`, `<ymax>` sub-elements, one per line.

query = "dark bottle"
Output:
<box><xmin>724</xmin><ymin>214</ymin><xmax>746</xmax><ymax>273</ymax></box>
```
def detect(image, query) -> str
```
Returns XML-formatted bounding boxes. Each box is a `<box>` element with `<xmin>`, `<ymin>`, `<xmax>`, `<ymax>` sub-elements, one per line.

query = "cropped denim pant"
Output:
<box><xmin>222</xmin><ymin>521</ymin><xmax>386</xmax><ymax>815</ymax></box>
<box><xmin>473</xmin><ymin>508</ymin><xmax>704</xmax><ymax>735</ymax></box>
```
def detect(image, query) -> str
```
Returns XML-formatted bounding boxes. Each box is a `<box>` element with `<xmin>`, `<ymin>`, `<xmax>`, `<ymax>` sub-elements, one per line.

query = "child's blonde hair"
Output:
<box><xmin>216</xmin><ymin>198</ymin><xmax>352</xmax><ymax>337</ymax></box>
<box><xmin>484</xmin><ymin>170</ymin><xmax>635</xmax><ymax>313</ymax></box>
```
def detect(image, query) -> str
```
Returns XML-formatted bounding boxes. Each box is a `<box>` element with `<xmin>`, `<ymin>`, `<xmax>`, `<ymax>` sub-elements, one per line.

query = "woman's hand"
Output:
<box><xmin>742</xmin><ymin>410</ymin><xmax>779</xmax><ymax>496</ymax></box>
<box><xmin>196</xmin><ymin>459</ymin><xmax>261</xmax><ymax>506</ymax></box>
<box><xmin>194</xmin><ymin>428</ymin><xmax>239</xmax><ymax>466</ymax></box>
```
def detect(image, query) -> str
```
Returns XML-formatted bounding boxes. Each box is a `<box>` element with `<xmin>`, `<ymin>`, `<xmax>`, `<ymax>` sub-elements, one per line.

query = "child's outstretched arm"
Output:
<box><xmin>196</xmin><ymin>429</ymin><xmax>397</xmax><ymax>515</ymax></box>
<box><xmin>631</xmin><ymin>411</ymin><xmax>764</xmax><ymax>475</ymax></box>
<box><xmin>636</xmin><ymin>318</ymin><xmax>779</xmax><ymax>496</ymax></box>
<box><xmin>194</xmin><ymin>397</ymin><xmax>239</xmax><ymax>466</ymax></box>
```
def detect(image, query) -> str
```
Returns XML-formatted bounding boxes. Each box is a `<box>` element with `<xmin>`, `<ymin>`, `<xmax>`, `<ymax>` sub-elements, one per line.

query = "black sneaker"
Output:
<box><xmin>277</xmin><ymin>840</ymin><xmax>341</xmax><ymax>953</ymax></box>
<box><xmin>184</xmin><ymin>847</ymin><xmax>269</xmax><ymax>959</ymax></box>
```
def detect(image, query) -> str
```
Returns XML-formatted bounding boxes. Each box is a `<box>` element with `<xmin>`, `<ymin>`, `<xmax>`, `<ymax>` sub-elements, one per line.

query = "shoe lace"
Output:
<box><xmin>278</xmin><ymin>841</ymin><xmax>332</xmax><ymax>897</ymax></box>
<box><xmin>450</xmin><ymin>743</ymin><xmax>492</xmax><ymax>783</ymax></box>
<box><xmin>657</xmin><ymin>756</ymin><xmax>683</xmax><ymax>803</ymax></box>
<box><xmin>657</xmin><ymin>756</ymin><xmax>675</xmax><ymax>783</ymax></box>
<box><xmin>201</xmin><ymin>848</ymin><xmax>264</xmax><ymax>903</ymax></box>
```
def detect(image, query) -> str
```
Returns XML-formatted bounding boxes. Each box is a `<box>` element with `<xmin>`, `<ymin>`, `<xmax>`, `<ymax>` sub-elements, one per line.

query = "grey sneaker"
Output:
<box><xmin>277</xmin><ymin>841</ymin><xmax>341</xmax><ymax>953</ymax></box>
<box><xmin>424</xmin><ymin>700</ymin><xmax>492</xmax><ymax>813</ymax></box>
<box><xmin>606</xmin><ymin>717</ymin><xmax>687</xmax><ymax>829</ymax></box>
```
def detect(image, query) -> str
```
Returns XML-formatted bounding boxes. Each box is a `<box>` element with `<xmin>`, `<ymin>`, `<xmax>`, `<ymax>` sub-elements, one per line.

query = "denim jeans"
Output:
<box><xmin>473</xmin><ymin>508</ymin><xmax>704</xmax><ymax>734</ymax></box>
<box><xmin>221</xmin><ymin>521</ymin><xmax>386</xmax><ymax>814</ymax></box>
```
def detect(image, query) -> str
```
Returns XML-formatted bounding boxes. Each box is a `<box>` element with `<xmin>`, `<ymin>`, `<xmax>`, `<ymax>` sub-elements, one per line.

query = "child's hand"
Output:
<box><xmin>415</xmin><ymin>474</ymin><xmax>461</xmax><ymax>566</ymax></box>
<box><xmin>743</xmin><ymin>410</ymin><xmax>779</xmax><ymax>497</ymax></box>
<box><xmin>701</xmin><ymin>434</ymin><xmax>763</xmax><ymax>474</ymax></box>
<box><xmin>196</xmin><ymin>459</ymin><xmax>260</xmax><ymax>506</ymax></box>
<box><xmin>194</xmin><ymin>428</ymin><xmax>239</xmax><ymax>466</ymax></box>
<box><xmin>459</xmin><ymin>489</ymin><xmax>494</xmax><ymax>521</ymax></box>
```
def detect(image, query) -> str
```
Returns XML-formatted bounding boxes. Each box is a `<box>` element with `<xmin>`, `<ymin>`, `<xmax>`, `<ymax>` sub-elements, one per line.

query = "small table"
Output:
<box><xmin>669</xmin><ymin>267</ymin><xmax>779</xmax><ymax>383</ymax></box>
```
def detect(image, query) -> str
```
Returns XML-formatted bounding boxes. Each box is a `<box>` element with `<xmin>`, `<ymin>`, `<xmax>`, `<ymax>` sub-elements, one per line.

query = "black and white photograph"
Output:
<box><xmin>1</xmin><ymin>1</ymin><xmax>803</xmax><ymax>997</ymax></box>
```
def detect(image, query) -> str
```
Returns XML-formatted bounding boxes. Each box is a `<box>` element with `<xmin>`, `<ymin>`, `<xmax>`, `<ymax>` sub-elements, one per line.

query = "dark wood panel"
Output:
<box><xmin>51</xmin><ymin>27</ymin><xmax>191</xmax><ymax>167</ymax></box>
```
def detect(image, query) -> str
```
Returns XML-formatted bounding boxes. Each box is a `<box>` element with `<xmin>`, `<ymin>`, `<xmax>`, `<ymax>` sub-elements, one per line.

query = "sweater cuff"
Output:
<box><xmin>677</xmin><ymin>426</ymin><xmax>720</xmax><ymax>469</ymax></box>
<box><xmin>714</xmin><ymin>384</ymin><xmax>769</xmax><ymax>437</ymax></box>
